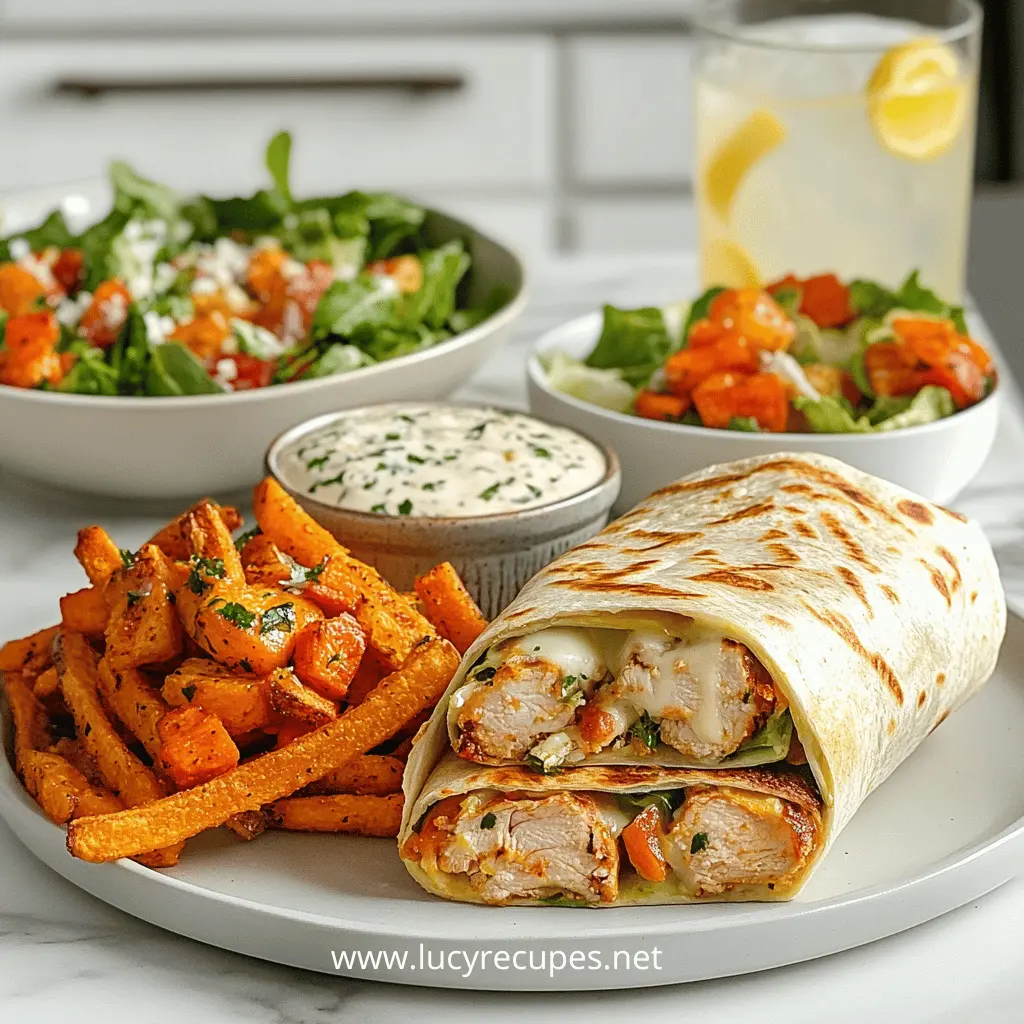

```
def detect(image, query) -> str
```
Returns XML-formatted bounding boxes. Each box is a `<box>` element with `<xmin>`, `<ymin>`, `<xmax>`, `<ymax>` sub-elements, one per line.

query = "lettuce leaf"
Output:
<box><xmin>584</xmin><ymin>305</ymin><xmax>673</xmax><ymax>387</ymax></box>
<box><xmin>311</xmin><ymin>278</ymin><xmax>397</xmax><ymax>340</ymax></box>
<box><xmin>848</xmin><ymin>271</ymin><xmax>968</xmax><ymax>334</ymax></box>
<box><xmin>542</xmin><ymin>351</ymin><xmax>636</xmax><ymax>412</ymax></box>
<box><xmin>794</xmin><ymin>386</ymin><xmax>955</xmax><ymax>434</ymax></box>
<box><xmin>726</xmin><ymin>710</ymin><xmax>793</xmax><ymax>763</ymax></box>
<box><xmin>264</xmin><ymin>130</ymin><xmax>292</xmax><ymax>205</ymax></box>
<box><xmin>615</xmin><ymin>791</ymin><xmax>684</xmax><ymax>819</ymax></box>
<box><xmin>401</xmin><ymin>240</ymin><xmax>471</xmax><ymax>330</ymax></box>
<box><xmin>145</xmin><ymin>343</ymin><xmax>224</xmax><ymax>396</ymax></box>
<box><xmin>303</xmin><ymin>344</ymin><xmax>376</xmax><ymax>378</ymax></box>
<box><xmin>681</xmin><ymin>285</ymin><xmax>726</xmax><ymax>342</ymax></box>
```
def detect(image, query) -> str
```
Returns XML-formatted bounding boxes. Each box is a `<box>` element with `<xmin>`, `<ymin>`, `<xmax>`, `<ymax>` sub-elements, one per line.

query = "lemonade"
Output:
<box><xmin>695</xmin><ymin>4</ymin><xmax>981</xmax><ymax>300</ymax></box>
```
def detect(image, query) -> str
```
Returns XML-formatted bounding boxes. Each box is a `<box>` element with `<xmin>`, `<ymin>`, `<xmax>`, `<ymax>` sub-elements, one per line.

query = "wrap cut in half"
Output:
<box><xmin>400</xmin><ymin>452</ymin><xmax>1005</xmax><ymax>906</ymax></box>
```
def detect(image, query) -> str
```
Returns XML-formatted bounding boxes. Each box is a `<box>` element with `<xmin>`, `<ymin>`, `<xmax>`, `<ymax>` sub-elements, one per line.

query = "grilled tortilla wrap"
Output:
<box><xmin>401</xmin><ymin>453</ymin><xmax>1004</xmax><ymax>904</ymax></box>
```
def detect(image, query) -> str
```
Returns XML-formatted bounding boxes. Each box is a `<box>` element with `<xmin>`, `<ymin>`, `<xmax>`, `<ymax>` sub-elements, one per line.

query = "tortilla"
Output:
<box><xmin>401</xmin><ymin>453</ymin><xmax>1005</xmax><ymax>903</ymax></box>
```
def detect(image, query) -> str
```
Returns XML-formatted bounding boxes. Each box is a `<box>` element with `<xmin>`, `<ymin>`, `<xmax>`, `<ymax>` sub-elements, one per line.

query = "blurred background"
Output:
<box><xmin>0</xmin><ymin>0</ymin><xmax>1018</xmax><ymax>367</ymax></box>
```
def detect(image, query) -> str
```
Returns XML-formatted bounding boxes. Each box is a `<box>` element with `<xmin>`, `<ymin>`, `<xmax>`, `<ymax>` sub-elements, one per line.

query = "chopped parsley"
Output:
<box><xmin>119</xmin><ymin>548</ymin><xmax>135</xmax><ymax>567</ymax></box>
<box><xmin>478</xmin><ymin>481</ymin><xmax>502</xmax><ymax>502</ymax></box>
<box><xmin>180</xmin><ymin>684</ymin><xmax>197</xmax><ymax>702</ymax></box>
<box><xmin>397</xmin><ymin>498</ymin><xmax>413</xmax><ymax>515</ymax></box>
<box><xmin>524</xmin><ymin>753</ymin><xmax>563</xmax><ymax>775</ymax></box>
<box><xmin>480</xmin><ymin>812</ymin><xmax>497</xmax><ymax>830</ymax></box>
<box><xmin>305</xmin><ymin>454</ymin><xmax>330</xmax><ymax>471</ymax></box>
<box><xmin>407</xmin><ymin>453</ymin><xmax>426</xmax><ymax>464</ymax></box>
<box><xmin>385</xmin><ymin>432</ymin><xmax>401</xmax><ymax>441</ymax></box>
<box><xmin>532</xmin><ymin>446</ymin><xmax>551</xmax><ymax>458</ymax></box>
<box><xmin>473</xmin><ymin>666</ymin><xmax>497</xmax><ymax>682</ymax></box>
<box><xmin>370</xmin><ymin>503</ymin><xmax>387</xmax><ymax>514</ymax></box>
<box><xmin>216</xmin><ymin>602</ymin><xmax>256</xmax><ymax>630</ymax></box>
<box><xmin>629</xmin><ymin>711</ymin><xmax>660</xmax><ymax>750</ymax></box>
<box><xmin>188</xmin><ymin>555</ymin><xmax>227</xmax><ymax>594</ymax></box>
<box><xmin>690</xmin><ymin>832</ymin><xmax>709</xmax><ymax>855</ymax></box>
<box><xmin>126</xmin><ymin>590</ymin><xmax>146</xmax><ymax>607</ymax></box>
<box><xmin>260</xmin><ymin>602</ymin><xmax>296</xmax><ymax>634</ymax></box>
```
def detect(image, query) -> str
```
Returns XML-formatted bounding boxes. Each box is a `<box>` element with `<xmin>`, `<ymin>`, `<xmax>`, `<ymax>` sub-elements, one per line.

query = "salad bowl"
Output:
<box><xmin>528</xmin><ymin>311</ymin><xmax>999</xmax><ymax>512</ymax></box>
<box><xmin>0</xmin><ymin>167</ymin><xmax>526</xmax><ymax>499</ymax></box>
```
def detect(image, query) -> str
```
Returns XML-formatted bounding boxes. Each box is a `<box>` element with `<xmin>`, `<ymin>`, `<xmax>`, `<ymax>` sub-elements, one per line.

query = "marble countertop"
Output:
<box><xmin>2</xmin><ymin>255</ymin><xmax>1023</xmax><ymax>1022</ymax></box>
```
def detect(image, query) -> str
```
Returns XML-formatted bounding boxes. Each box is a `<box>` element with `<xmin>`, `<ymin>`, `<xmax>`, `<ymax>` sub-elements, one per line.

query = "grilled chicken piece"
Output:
<box><xmin>664</xmin><ymin>785</ymin><xmax>818</xmax><ymax>895</ymax></box>
<box><xmin>420</xmin><ymin>792</ymin><xmax>619</xmax><ymax>904</ymax></box>
<box><xmin>581</xmin><ymin>632</ymin><xmax>777</xmax><ymax>761</ymax></box>
<box><xmin>451</xmin><ymin>629</ymin><xmax>606</xmax><ymax>762</ymax></box>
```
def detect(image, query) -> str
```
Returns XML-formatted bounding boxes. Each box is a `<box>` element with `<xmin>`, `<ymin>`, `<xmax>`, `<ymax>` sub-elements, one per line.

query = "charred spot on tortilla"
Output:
<box><xmin>897</xmin><ymin>499</ymin><xmax>934</xmax><ymax>525</ymax></box>
<box><xmin>625</xmin><ymin>529</ymin><xmax>705</xmax><ymax>550</ymax></box>
<box><xmin>792</xmin><ymin>521</ymin><xmax>817</xmax><ymax>540</ymax></box>
<box><xmin>835</xmin><ymin>566</ymin><xmax>872</xmax><ymax>616</ymax></box>
<box><xmin>970</xmin><ymin>591</ymin><xmax>978</xmax><ymax>603</ymax></box>
<box><xmin>708</xmin><ymin>499</ymin><xmax>777</xmax><ymax>527</ymax></box>
<box><xmin>763</xmin><ymin>614</ymin><xmax>793</xmax><ymax>630</ymax></box>
<box><xmin>917</xmin><ymin>690</ymin><xmax>927</xmax><ymax>708</ymax></box>
<box><xmin>503</xmin><ymin>606</ymin><xmax>538</xmax><ymax>620</ymax></box>
<box><xmin>818</xmin><ymin>511</ymin><xmax>882</xmax><ymax>574</ymax></box>
<box><xmin>692</xmin><ymin>548</ymin><xmax>721</xmax><ymax>559</ymax></box>
<box><xmin>880</xmin><ymin>584</ymin><xmax>900</xmax><ymax>604</ymax></box>
<box><xmin>936</xmin><ymin>547</ymin><xmax>962</xmax><ymax>592</ymax></box>
<box><xmin>930</xmin><ymin>708</ymin><xmax>951</xmax><ymax>733</ymax></box>
<box><xmin>918</xmin><ymin>559</ymin><xmax>952</xmax><ymax>607</ymax></box>
<box><xmin>803</xmin><ymin>602</ymin><xmax>904</xmax><ymax>703</ymax></box>
<box><xmin>549</xmin><ymin>579</ymin><xmax>706</xmax><ymax>600</ymax></box>
<box><xmin>689</xmin><ymin>570</ymin><xmax>775</xmax><ymax>592</ymax></box>
<box><xmin>767</xmin><ymin>543</ymin><xmax>801</xmax><ymax>565</ymax></box>
<box><xmin>887</xmin><ymin>718</ymin><xmax>896</xmax><ymax>734</ymax></box>
<box><xmin>938</xmin><ymin>505</ymin><xmax>968</xmax><ymax>524</ymax></box>
<box><xmin>759</xmin><ymin>528</ymin><xmax>789</xmax><ymax>541</ymax></box>
<box><xmin>936</xmin><ymin>672</ymin><xmax>946</xmax><ymax>686</ymax></box>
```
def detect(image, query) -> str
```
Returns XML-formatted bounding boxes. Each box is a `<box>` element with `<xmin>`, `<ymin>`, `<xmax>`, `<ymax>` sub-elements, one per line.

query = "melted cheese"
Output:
<box><xmin>501</xmin><ymin>627</ymin><xmax>609</xmax><ymax>685</ymax></box>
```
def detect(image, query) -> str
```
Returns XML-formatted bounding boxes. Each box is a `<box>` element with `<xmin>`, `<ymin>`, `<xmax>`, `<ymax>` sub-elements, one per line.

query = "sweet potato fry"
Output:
<box><xmin>67</xmin><ymin>636</ymin><xmax>459</xmax><ymax>862</ymax></box>
<box><xmin>240</xmin><ymin>534</ymin><xmax>291</xmax><ymax>587</ymax></box>
<box><xmin>3</xmin><ymin>671</ymin><xmax>51</xmax><ymax>765</ymax></box>
<box><xmin>32</xmin><ymin>665</ymin><xmax>60</xmax><ymax>699</ymax></box>
<box><xmin>183</xmin><ymin>502</ymin><xmax>244</xmax><ymax>581</ymax></box>
<box><xmin>252</xmin><ymin>476</ymin><xmax>347</xmax><ymax>567</ymax></box>
<box><xmin>345</xmin><ymin>655</ymin><xmax>387</xmax><ymax>707</ymax></box>
<box><xmin>414</xmin><ymin>562</ymin><xmax>488</xmax><ymax>654</ymax></box>
<box><xmin>104</xmin><ymin>545</ymin><xmax>184</xmax><ymax>670</ymax></box>
<box><xmin>60</xmin><ymin>586</ymin><xmax>109</xmax><ymax>635</ymax></box>
<box><xmin>147</xmin><ymin>500</ymin><xmax>243</xmax><ymax>561</ymax></box>
<box><xmin>303</xmin><ymin>754</ymin><xmax>404</xmax><ymax>796</ymax></box>
<box><xmin>21</xmin><ymin>750</ymin><xmax>123</xmax><ymax>824</ymax></box>
<box><xmin>74</xmin><ymin>526</ymin><xmax>124</xmax><ymax>587</ymax></box>
<box><xmin>157</xmin><ymin>705</ymin><xmax>240</xmax><ymax>789</ymax></box>
<box><xmin>96</xmin><ymin>659</ymin><xmax>168</xmax><ymax>760</ymax></box>
<box><xmin>268</xmin><ymin>793</ymin><xmax>403</xmax><ymax>836</ymax></box>
<box><xmin>267</xmin><ymin>668</ymin><xmax>338</xmax><ymax>725</ymax></box>
<box><xmin>162</xmin><ymin>658</ymin><xmax>273</xmax><ymax>737</ymax></box>
<box><xmin>292</xmin><ymin>614</ymin><xmax>366</xmax><ymax>701</ymax></box>
<box><xmin>254</xmin><ymin>478</ymin><xmax>433</xmax><ymax>669</ymax></box>
<box><xmin>0</xmin><ymin>625</ymin><xmax>59</xmax><ymax>679</ymax></box>
<box><xmin>174</xmin><ymin>581</ymin><xmax>322</xmax><ymax>675</ymax></box>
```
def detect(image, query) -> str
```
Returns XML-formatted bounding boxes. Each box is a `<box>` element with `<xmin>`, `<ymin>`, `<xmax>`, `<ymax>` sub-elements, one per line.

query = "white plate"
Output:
<box><xmin>0</xmin><ymin>181</ymin><xmax>526</xmax><ymax>499</ymax></box>
<box><xmin>527</xmin><ymin>312</ymin><xmax>1000</xmax><ymax>512</ymax></box>
<box><xmin>2</xmin><ymin>615</ymin><xmax>1022</xmax><ymax>992</ymax></box>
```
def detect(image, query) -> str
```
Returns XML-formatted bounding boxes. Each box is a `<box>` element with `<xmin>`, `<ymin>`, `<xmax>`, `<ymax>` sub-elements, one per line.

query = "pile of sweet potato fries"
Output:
<box><xmin>0</xmin><ymin>478</ymin><xmax>487</xmax><ymax>866</ymax></box>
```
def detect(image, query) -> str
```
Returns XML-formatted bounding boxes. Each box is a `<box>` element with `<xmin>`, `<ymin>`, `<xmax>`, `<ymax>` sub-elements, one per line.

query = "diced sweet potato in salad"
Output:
<box><xmin>562</xmin><ymin>270</ymin><xmax>995</xmax><ymax>435</ymax></box>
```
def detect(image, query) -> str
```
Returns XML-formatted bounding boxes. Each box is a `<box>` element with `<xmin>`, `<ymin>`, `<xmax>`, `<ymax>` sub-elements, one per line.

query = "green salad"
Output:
<box><xmin>543</xmin><ymin>272</ymin><xmax>995</xmax><ymax>434</ymax></box>
<box><xmin>0</xmin><ymin>132</ymin><xmax>506</xmax><ymax>396</ymax></box>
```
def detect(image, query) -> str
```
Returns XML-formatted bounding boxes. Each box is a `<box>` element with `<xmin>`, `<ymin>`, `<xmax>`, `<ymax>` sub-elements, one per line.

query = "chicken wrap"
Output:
<box><xmin>400</xmin><ymin>453</ymin><xmax>1004</xmax><ymax>905</ymax></box>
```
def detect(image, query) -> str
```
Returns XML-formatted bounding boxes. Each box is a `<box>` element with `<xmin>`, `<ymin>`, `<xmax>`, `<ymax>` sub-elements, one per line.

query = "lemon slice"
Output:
<box><xmin>702</xmin><ymin>110</ymin><xmax>787</xmax><ymax>220</ymax></box>
<box><xmin>701</xmin><ymin>238</ymin><xmax>762</xmax><ymax>289</ymax></box>
<box><xmin>867</xmin><ymin>37</ymin><xmax>967</xmax><ymax>161</ymax></box>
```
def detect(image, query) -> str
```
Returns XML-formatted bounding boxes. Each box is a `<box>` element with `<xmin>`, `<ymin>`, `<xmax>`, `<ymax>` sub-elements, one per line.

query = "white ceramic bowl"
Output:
<box><xmin>0</xmin><ymin>183</ymin><xmax>526</xmax><ymax>499</ymax></box>
<box><xmin>527</xmin><ymin>311</ymin><xmax>1000</xmax><ymax>513</ymax></box>
<box><xmin>265</xmin><ymin>404</ymin><xmax>621</xmax><ymax>618</ymax></box>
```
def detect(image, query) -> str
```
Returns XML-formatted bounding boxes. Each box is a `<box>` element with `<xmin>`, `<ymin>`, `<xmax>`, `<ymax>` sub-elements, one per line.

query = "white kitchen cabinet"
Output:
<box><xmin>570</xmin><ymin>197</ymin><xmax>696</xmax><ymax>252</ymax></box>
<box><xmin>0</xmin><ymin>37</ymin><xmax>555</xmax><ymax>197</ymax></box>
<box><xmin>566</xmin><ymin>35</ymin><xmax>695</xmax><ymax>186</ymax></box>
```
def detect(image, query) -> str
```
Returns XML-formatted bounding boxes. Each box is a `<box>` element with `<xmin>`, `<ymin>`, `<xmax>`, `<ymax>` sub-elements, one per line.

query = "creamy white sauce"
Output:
<box><xmin>501</xmin><ymin>627</ymin><xmax>608</xmax><ymax>685</ymax></box>
<box><xmin>277</xmin><ymin>405</ymin><xmax>607</xmax><ymax>517</ymax></box>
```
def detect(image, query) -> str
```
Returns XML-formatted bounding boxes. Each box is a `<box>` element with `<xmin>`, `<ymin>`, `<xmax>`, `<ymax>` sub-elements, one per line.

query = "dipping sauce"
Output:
<box><xmin>275</xmin><ymin>404</ymin><xmax>607</xmax><ymax>517</ymax></box>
